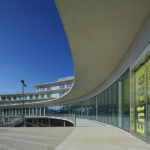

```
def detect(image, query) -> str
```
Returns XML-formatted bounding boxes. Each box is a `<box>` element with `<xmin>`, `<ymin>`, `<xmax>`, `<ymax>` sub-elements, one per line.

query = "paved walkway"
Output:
<box><xmin>0</xmin><ymin>127</ymin><xmax>73</xmax><ymax>150</ymax></box>
<box><xmin>76</xmin><ymin>118</ymin><xmax>104</xmax><ymax>127</ymax></box>
<box><xmin>0</xmin><ymin>119</ymin><xmax>150</xmax><ymax>150</ymax></box>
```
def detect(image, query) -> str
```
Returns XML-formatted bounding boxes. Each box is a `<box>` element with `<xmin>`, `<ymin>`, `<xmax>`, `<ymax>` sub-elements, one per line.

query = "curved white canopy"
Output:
<box><xmin>1</xmin><ymin>0</ymin><xmax>150</xmax><ymax>108</ymax></box>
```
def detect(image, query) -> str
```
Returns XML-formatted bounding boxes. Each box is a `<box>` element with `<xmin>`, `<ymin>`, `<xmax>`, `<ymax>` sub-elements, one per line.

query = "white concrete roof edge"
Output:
<box><xmin>1</xmin><ymin>0</ymin><xmax>150</xmax><ymax>108</ymax></box>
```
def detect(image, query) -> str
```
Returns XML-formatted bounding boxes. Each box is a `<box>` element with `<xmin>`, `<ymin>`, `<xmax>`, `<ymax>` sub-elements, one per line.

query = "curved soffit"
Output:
<box><xmin>46</xmin><ymin>0</ymin><xmax>150</xmax><ymax>105</ymax></box>
<box><xmin>2</xmin><ymin>0</ymin><xmax>150</xmax><ymax>108</ymax></box>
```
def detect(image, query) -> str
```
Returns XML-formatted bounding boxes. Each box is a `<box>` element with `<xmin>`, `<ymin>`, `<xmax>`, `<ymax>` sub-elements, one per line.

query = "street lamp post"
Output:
<box><xmin>21</xmin><ymin>80</ymin><xmax>26</xmax><ymax>127</ymax></box>
<box><xmin>9</xmin><ymin>98</ymin><xmax>11</xmax><ymax>119</ymax></box>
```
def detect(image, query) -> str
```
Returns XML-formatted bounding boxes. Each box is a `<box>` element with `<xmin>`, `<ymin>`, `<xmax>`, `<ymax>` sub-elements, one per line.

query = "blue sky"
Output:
<box><xmin>0</xmin><ymin>0</ymin><xmax>74</xmax><ymax>94</ymax></box>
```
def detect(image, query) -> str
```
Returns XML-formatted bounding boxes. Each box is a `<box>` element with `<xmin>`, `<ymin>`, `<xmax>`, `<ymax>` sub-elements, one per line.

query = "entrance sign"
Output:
<box><xmin>135</xmin><ymin>65</ymin><xmax>145</xmax><ymax>135</ymax></box>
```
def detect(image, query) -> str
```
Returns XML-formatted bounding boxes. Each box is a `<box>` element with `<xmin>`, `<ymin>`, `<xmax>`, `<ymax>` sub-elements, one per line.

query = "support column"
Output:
<box><xmin>44</xmin><ymin>107</ymin><xmax>45</xmax><ymax>116</ymax></box>
<box><xmin>64</xmin><ymin>121</ymin><xmax>65</xmax><ymax>127</ymax></box>
<box><xmin>2</xmin><ymin>110</ymin><xmax>4</xmax><ymax>117</ymax></box>
<box><xmin>48</xmin><ymin>116</ymin><xmax>50</xmax><ymax>127</ymax></box>
<box><xmin>32</xmin><ymin>108</ymin><xmax>34</xmax><ymax>116</ymax></box>
<box><xmin>2</xmin><ymin>110</ymin><xmax>5</xmax><ymax>124</ymax></box>
<box><xmin>36</xmin><ymin>107</ymin><xmax>38</xmax><ymax>116</ymax></box>
<box><xmin>40</xmin><ymin>107</ymin><xmax>41</xmax><ymax>116</ymax></box>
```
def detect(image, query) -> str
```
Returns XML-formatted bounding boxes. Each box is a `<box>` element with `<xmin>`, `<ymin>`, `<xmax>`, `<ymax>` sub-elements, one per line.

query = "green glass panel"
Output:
<box><xmin>112</xmin><ymin>83</ymin><xmax>117</xmax><ymax>126</ymax></box>
<box><xmin>118</xmin><ymin>80</ymin><xmax>122</xmax><ymax>128</ymax></box>
<box><xmin>122</xmin><ymin>71</ymin><xmax>130</xmax><ymax>132</ymax></box>
<box><xmin>108</xmin><ymin>87</ymin><xmax>112</xmax><ymax>124</ymax></box>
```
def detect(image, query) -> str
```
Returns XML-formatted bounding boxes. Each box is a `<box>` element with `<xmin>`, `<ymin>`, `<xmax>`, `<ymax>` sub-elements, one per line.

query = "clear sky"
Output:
<box><xmin>0</xmin><ymin>0</ymin><xmax>74</xmax><ymax>94</ymax></box>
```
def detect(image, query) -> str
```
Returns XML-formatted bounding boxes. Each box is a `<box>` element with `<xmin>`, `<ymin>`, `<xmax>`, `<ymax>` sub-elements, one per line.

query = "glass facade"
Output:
<box><xmin>122</xmin><ymin>72</ymin><xmax>130</xmax><ymax>132</ymax></box>
<box><xmin>59</xmin><ymin>92</ymin><xmax>66</xmax><ymax>97</ymax></box>
<box><xmin>0</xmin><ymin>80</ymin><xmax>73</xmax><ymax>106</ymax></box>
<box><xmin>36</xmin><ymin>82</ymin><xmax>73</xmax><ymax>92</ymax></box>
<box><xmin>51</xmin><ymin>93</ymin><xmax>59</xmax><ymax>98</ymax></box>
<box><xmin>66</xmin><ymin>83</ymin><xmax>73</xmax><ymax>88</ymax></box>
<box><xmin>51</xmin><ymin>85</ymin><xmax>59</xmax><ymax>90</ymax></box>
<box><xmin>42</xmin><ymin>70</ymin><xmax>129</xmax><ymax>133</ymax></box>
<box><xmin>60</xmin><ymin>84</ymin><xmax>65</xmax><ymax>89</ymax></box>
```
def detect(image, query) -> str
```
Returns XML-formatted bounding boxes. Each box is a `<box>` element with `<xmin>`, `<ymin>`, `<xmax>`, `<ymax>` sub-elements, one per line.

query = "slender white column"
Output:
<box><xmin>44</xmin><ymin>107</ymin><xmax>45</xmax><ymax>116</ymax></box>
<box><xmin>36</xmin><ymin>107</ymin><xmax>38</xmax><ymax>116</ymax></box>
<box><xmin>2</xmin><ymin>110</ymin><xmax>5</xmax><ymax>123</ymax></box>
<box><xmin>40</xmin><ymin>107</ymin><xmax>41</xmax><ymax>116</ymax></box>
<box><xmin>2</xmin><ymin>110</ymin><xmax>4</xmax><ymax>116</ymax></box>
<box><xmin>32</xmin><ymin>108</ymin><xmax>34</xmax><ymax>116</ymax></box>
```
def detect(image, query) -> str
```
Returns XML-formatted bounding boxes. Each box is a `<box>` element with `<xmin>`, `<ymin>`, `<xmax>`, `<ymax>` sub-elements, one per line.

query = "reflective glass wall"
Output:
<box><xmin>49</xmin><ymin>70</ymin><xmax>130</xmax><ymax>132</ymax></box>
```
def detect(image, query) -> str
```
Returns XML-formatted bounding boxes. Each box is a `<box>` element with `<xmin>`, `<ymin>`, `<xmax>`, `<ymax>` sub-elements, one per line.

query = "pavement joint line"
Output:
<box><xmin>55</xmin><ymin>127</ymin><xmax>75</xmax><ymax>150</ymax></box>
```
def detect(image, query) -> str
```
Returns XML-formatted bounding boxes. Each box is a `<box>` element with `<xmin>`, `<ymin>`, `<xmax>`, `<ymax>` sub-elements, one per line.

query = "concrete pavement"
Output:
<box><xmin>0</xmin><ymin>119</ymin><xmax>150</xmax><ymax>150</ymax></box>
<box><xmin>55</xmin><ymin>126</ymin><xmax>150</xmax><ymax>150</ymax></box>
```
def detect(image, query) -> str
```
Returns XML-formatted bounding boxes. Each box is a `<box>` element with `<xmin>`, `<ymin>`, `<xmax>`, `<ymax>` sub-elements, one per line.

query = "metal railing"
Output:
<box><xmin>0</xmin><ymin>114</ymin><xmax>76</xmax><ymax>127</ymax></box>
<box><xmin>47</xmin><ymin>114</ymin><xmax>76</xmax><ymax>126</ymax></box>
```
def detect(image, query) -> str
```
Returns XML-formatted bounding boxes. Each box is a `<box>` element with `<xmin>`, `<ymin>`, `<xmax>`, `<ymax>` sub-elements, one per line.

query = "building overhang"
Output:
<box><xmin>42</xmin><ymin>0</ymin><xmax>150</xmax><ymax>104</ymax></box>
<box><xmin>1</xmin><ymin>0</ymin><xmax>150</xmax><ymax>108</ymax></box>
<box><xmin>31</xmin><ymin>77</ymin><xmax>74</xmax><ymax>88</ymax></box>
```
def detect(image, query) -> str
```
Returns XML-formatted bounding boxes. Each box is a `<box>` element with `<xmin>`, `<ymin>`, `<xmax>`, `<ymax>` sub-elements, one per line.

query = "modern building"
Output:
<box><xmin>0</xmin><ymin>76</ymin><xmax>74</xmax><ymax>116</ymax></box>
<box><xmin>0</xmin><ymin>0</ymin><xmax>150</xmax><ymax>143</ymax></box>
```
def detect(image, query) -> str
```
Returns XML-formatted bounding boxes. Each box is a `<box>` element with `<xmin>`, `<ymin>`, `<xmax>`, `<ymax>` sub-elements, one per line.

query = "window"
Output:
<box><xmin>51</xmin><ymin>85</ymin><xmax>59</xmax><ymax>90</ymax></box>
<box><xmin>16</xmin><ymin>96</ymin><xmax>21</xmax><ymax>100</ymax></box>
<box><xmin>34</xmin><ymin>95</ymin><xmax>39</xmax><ymax>99</ymax></box>
<box><xmin>29</xmin><ymin>95</ymin><xmax>33</xmax><ymax>99</ymax></box>
<box><xmin>122</xmin><ymin>71</ymin><xmax>130</xmax><ymax>132</ymax></box>
<box><xmin>59</xmin><ymin>92</ymin><xmax>65</xmax><ymax>97</ymax></box>
<box><xmin>45</xmin><ymin>86</ymin><xmax>51</xmax><ymax>91</ymax></box>
<box><xmin>40</xmin><ymin>94</ymin><xmax>44</xmax><ymax>99</ymax></box>
<box><xmin>51</xmin><ymin>93</ymin><xmax>59</xmax><ymax>98</ymax></box>
<box><xmin>2</xmin><ymin>97</ymin><xmax>6</xmax><ymax>100</ymax></box>
<box><xmin>60</xmin><ymin>84</ymin><xmax>65</xmax><ymax>89</ymax></box>
<box><xmin>12</xmin><ymin>96</ymin><xmax>17</xmax><ymax>100</ymax></box>
<box><xmin>47</xmin><ymin>93</ymin><xmax>51</xmax><ymax>98</ymax></box>
<box><xmin>112</xmin><ymin>83</ymin><xmax>117</xmax><ymax>126</ymax></box>
<box><xmin>66</xmin><ymin>83</ymin><xmax>73</xmax><ymax>88</ymax></box>
<box><xmin>117</xmin><ymin>79</ymin><xmax>122</xmax><ymax>128</ymax></box>
<box><xmin>107</xmin><ymin>87</ymin><xmax>112</xmax><ymax>124</ymax></box>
